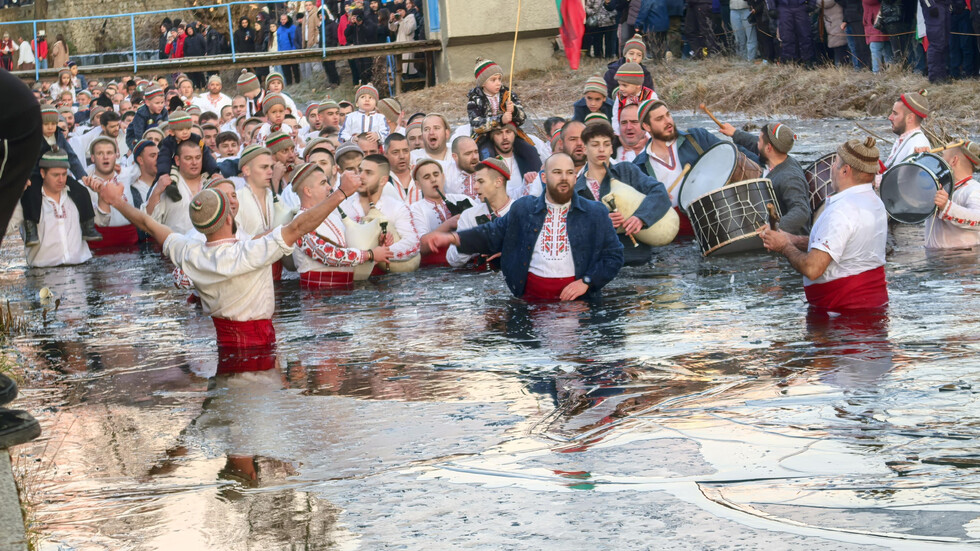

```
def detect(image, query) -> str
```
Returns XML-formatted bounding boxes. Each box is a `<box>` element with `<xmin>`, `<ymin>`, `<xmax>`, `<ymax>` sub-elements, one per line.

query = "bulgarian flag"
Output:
<box><xmin>557</xmin><ymin>0</ymin><xmax>586</xmax><ymax>70</ymax></box>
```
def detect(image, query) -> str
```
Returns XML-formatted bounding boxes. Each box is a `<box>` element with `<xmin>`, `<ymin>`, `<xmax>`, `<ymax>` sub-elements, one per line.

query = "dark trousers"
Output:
<box><xmin>950</xmin><ymin>11</ymin><xmax>976</xmax><ymax>78</ymax></box>
<box><xmin>757</xmin><ymin>22</ymin><xmax>778</xmax><ymax>61</ymax></box>
<box><xmin>282</xmin><ymin>63</ymin><xmax>301</xmax><ymax>85</ymax></box>
<box><xmin>20</xmin><ymin>175</ymin><xmax>96</xmax><ymax>225</ymax></box>
<box><xmin>685</xmin><ymin>2</ymin><xmax>720</xmax><ymax>57</ymax></box>
<box><xmin>0</xmin><ymin>68</ymin><xmax>43</xmax><ymax>244</ymax></box>
<box><xmin>321</xmin><ymin>60</ymin><xmax>340</xmax><ymax>84</ymax></box>
<box><xmin>585</xmin><ymin>25</ymin><xmax>617</xmax><ymax>58</ymax></box>
<box><xmin>778</xmin><ymin>5</ymin><xmax>815</xmax><ymax>62</ymax></box>
<box><xmin>883</xmin><ymin>22</ymin><xmax>911</xmax><ymax>67</ymax></box>
<box><xmin>922</xmin><ymin>2</ymin><xmax>951</xmax><ymax>82</ymax></box>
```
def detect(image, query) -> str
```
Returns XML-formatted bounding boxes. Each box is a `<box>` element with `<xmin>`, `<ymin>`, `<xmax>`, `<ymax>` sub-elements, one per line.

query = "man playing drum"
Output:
<box><xmin>760</xmin><ymin>138</ymin><xmax>888</xmax><ymax>312</ymax></box>
<box><xmin>718</xmin><ymin>122</ymin><xmax>811</xmax><ymax>234</ymax></box>
<box><xmin>633</xmin><ymin>100</ymin><xmax>758</xmax><ymax>235</ymax></box>
<box><xmin>878</xmin><ymin>90</ymin><xmax>931</xmax><ymax>183</ymax></box>
<box><xmin>576</xmin><ymin>122</ymin><xmax>672</xmax><ymax>266</ymax></box>
<box><xmin>927</xmin><ymin>140</ymin><xmax>980</xmax><ymax>249</ymax></box>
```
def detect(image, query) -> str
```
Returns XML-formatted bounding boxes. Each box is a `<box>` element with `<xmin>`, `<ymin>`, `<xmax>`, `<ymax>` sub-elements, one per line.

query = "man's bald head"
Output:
<box><xmin>545</xmin><ymin>152</ymin><xmax>574</xmax><ymax>172</ymax></box>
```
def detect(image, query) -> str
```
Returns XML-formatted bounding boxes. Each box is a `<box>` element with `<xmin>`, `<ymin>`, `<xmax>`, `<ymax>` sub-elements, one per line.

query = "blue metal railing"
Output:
<box><xmin>2</xmin><ymin>0</ymin><xmax>442</xmax><ymax>82</ymax></box>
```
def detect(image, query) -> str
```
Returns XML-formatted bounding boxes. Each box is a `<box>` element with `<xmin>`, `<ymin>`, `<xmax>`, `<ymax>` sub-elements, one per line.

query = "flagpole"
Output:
<box><xmin>507</xmin><ymin>0</ymin><xmax>522</xmax><ymax>100</ymax></box>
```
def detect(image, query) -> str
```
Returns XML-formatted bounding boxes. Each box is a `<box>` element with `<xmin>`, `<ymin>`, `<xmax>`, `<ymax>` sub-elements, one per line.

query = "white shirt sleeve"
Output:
<box><xmin>388</xmin><ymin>202</ymin><xmax>421</xmax><ymax>260</ymax></box>
<box><xmin>808</xmin><ymin>207</ymin><xmax>850</xmax><ymax>263</ymax></box>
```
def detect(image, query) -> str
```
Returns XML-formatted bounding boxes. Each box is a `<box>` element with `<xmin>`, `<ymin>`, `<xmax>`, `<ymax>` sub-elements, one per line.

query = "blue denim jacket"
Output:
<box><xmin>457</xmin><ymin>192</ymin><xmax>625</xmax><ymax>299</ymax></box>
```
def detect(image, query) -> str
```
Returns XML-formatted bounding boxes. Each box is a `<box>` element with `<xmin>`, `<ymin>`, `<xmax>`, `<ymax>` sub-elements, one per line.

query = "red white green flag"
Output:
<box><xmin>556</xmin><ymin>0</ymin><xmax>585</xmax><ymax>70</ymax></box>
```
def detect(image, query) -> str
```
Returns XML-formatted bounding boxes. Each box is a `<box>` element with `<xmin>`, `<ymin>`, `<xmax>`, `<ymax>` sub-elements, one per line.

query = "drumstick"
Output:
<box><xmin>667</xmin><ymin>164</ymin><xmax>691</xmax><ymax>195</ymax></box>
<box><xmin>766</xmin><ymin>203</ymin><xmax>780</xmax><ymax>230</ymax></box>
<box><xmin>605</xmin><ymin>196</ymin><xmax>638</xmax><ymax>247</ymax></box>
<box><xmin>855</xmin><ymin>122</ymin><xmax>893</xmax><ymax>145</ymax></box>
<box><xmin>929</xmin><ymin>140</ymin><xmax>966</xmax><ymax>154</ymax></box>
<box><xmin>698</xmin><ymin>103</ymin><xmax>725</xmax><ymax>129</ymax></box>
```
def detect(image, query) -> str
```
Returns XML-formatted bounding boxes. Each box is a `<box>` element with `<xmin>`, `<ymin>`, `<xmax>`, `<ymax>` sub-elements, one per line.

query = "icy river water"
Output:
<box><xmin>2</xmin><ymin>114</ymin><xmax>979</xmax><ymax>550</ymax></box>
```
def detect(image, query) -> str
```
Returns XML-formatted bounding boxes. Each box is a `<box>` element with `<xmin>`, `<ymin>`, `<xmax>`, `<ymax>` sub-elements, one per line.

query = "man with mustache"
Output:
<box><xmin>427</xmin><ymin>153</ymin><xmax>624</xmax><ymax>301</ymax></box>
<box><xmin>633</xmin><ymin>99</ymin><xmax>758</xmax><ymax>235</ymax></box>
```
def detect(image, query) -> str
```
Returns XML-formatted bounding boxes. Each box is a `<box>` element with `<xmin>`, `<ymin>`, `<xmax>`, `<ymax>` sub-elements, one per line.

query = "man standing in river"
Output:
<box><xmin>91</xmin><ymin>170</ymin><xmax>359</xmax><ymax>348</ymax></box>
<box><xmin>427</xmin><ymin>153</ymin><xmax>624</xmax><ymax>301</ymax></box>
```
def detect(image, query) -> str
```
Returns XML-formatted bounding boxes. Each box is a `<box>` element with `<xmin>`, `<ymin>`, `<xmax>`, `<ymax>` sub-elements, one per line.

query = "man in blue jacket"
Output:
<box><xmin>428</xmin><ymin>154</ymin><xmax>624</xmax><ymax>301</ymax></box>
<box><xmin>577</xmin><ymin>121</ymin><xmax>671</xmax><ymax>265</ymax></box>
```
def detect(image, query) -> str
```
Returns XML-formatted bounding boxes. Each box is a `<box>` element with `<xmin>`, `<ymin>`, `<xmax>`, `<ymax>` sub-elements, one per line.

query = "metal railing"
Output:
<box><xmin>1</xmin><ymin>0</ymin><xmax>441</xmax><ymax>81</ymax></box>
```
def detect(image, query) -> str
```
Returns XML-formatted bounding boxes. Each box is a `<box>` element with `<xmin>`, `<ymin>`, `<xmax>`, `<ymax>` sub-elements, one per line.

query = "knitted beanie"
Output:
<box><xmin>189</xmin><ymin>189</ymin><xmax>228</xmax><ymax>236</ymax></box>
<box><xmin>132</xmin><ymin>139</ymin><xmax>156</xmax><ymax>158</ymax></box>
<box><xmin>303</xmin><ymin>137</ymin><xmax>333</xmax><ymax>160</ymax></box>
<box><xmin>143</xmin><ymin>84</ymin><xmax>164</xmax><ymax>101</ymax></box>
<box><xmin>41</xmin><ymin>106</ymin><xmax>59</xmax><ymax>125</ymax></box>
<box><xmin>77</xmin><ymin>90</ymin><xmax>92</xmax><ymax>99</ymax></box>
<box><xmin>57</xmin><ymin>106</ymin><xmax>72</xmax><ymax>115</ymax></box>
<box><xmin>207</xmin><ymin>74</ymin><xmax>222</xmax><ymax>86</ymax></box>
<box><xmin>204</xmin><ymin>176</ymin><xmax>235</xmax><ymax>191</ymax></box>
<box><xmin>142</xmin><ymin>127</ymin><xmax>165</xmax><ymax>141</ymax></box>
<box><xmin>583</xmin><ymin>75</ymin><xmax>607</xmax><ymax>98</ymax></box>
<box><xmin>960</xmin><ymin>140</ymin><xmax>980</xmax><ymax>167</ymax></box>
<box><xmin>305</xmin><ymin>103</ymin><xmax>320</xmax><ymax>119</ymax></box>
<box><xmin>263</xmin><ymin>92</ymin><xmax>287</xmax><ymax>114</ymax></box>
<box><xmin>837</xmin><ymin>137</ymin><xmax>881</xmax><ymax>175</ymax></box>
<box><xmin>89</xmin><ymin>135</ymin><xmax>118</xmax><ymax>156</ymax></box>
<box><xmin>622</xmin><ymin>33</ymin><xmax>646</xmax><ymax>58</ymax></box>
<box><xmin>900</xmin><ymin>89</ymin><xmax>929</xmax><ymax>119</ymax></box>
<box><xmin>765</xmin><ymin>122</ymin><xmax>796</xmax><ymax>154</ymax></box>
<box><xmin>39</xmin><ymin>147</ymin><xmax>70</xmax><ymax>169</ymax></box>
<box><xmin>378</xmin><ymin>97</ymin><xmax>401</xmax><ymax>121</ymax></box>
<box><xmin>334</xmin><ymin>141</ymin><xmax>364</xmax><ymax>163</ymax></box>
<box><xmin>236</xmin><ymin>69</ymin><xmax>261</xmax><ymax>95</ymax></box>
<box><xmin>238</xmin><ymin>144</ymin><xmax>272</xmax><ymax>170</ymax></box>
<box><xmin>355</xmin><ymin>83</ymin><xmax>379</xmax><ymax>102</ymax></box>
<box><xmin>412</xmin><ymin>158</ymin><xmax>442</xmax><ymax>182</ymax></box>
<box><xmin>478</xmin><ymin>157</ymin><xmax>511</xmax><ymax>181</ymax></box>
<box><xmin>265</xmin><ymin>71</ymin><xmax>285</xmax><ymax>89</ymax></box>
<box><xmin>406</xmin><ymin>119</ymin><xmax>423</xmax><ymax>134</ymax></box>
<box><xmin>168</xmin><ymin>111</ymin><xmax>193</xmax><ymax>131</ymax></box>
<box><xmin>474</xmin><ymin>58</ymin><xmax>503</xmax><ymax>88</ymax></box>
<box><xmin>637</xmin><ymin>98</ymin><xmax>667</xmax><ymax>126</ymax></box>
<box><xmin>186</xmin><ymin>104</ymin><xmax>202</xmax><ymax>116</ymax></box>
<box><xmin>57</xmin><ymin>68</ymin><xmax>71</xmax><ymax>81</ymax></box>
<box><xmin>318</xmin><ymin>99</ymin><xmax>340</xmax><ymax>112</ymax></box>
<box><xmin>584</xmin><ymin>112</ymin><xmax>610</xmax><ymax>126</ymax></box>
<box><xmin>265</xmin><ymin>131</ymin><xmax>295</xmax><ymax>154</ymax></box>
<box><xmin>615</xmin><ymin>62</ymin><xmax>645</xmax><ymax>86</ymax></box>
<box><xmin>290</xmin><ymin>162</ymin><xmax>323</xmax><ymax>192</ymax></box>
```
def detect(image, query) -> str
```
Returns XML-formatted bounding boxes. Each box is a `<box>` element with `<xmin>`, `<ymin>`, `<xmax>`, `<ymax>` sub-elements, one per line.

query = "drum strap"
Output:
<box><xmin>686</xmin><ymin>134</ymin><xmax>704</xmax><ymax>157</ymax></box>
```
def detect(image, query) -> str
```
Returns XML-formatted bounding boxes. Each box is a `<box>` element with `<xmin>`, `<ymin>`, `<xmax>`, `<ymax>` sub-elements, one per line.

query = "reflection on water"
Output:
<box><xmin>4</xmin><ymin>117</ymin><xmax>980</xmax><ymax>550</ymax></box>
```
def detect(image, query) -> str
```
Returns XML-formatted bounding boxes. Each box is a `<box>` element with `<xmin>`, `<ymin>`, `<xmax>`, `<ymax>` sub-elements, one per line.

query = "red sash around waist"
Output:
<box><xmin>675</xmin><ymin>207</ymin><xmax>693</xmax><ymax>238</ymax></box>
<box><xmin>88</xmin><ymin>224</ymin><xmax>138</xmax><ymax>251</ymax></box>
<box><xmin>804</xmin><ymin>266</ymin><xmax>888</xmax><ymax>311</ymax></box>
<box><xmin>523</xmin><ymin>273</ymin><xmax>576</xmax><ymax>302</ymax></box>
<box><xmin>421</xmin><ymin>249</ymin><xmax>448</xmax><ymax>267</ymax></box>
<box><xmin>271</xmin><ymin>260</ymin><xmax>283</xmax><ymax>282</ymax></box>
<box><xmin>300</xmin><ymin>269</ymin><xmax>354</xmax><ymax>289</ymax></box>
<box><xmin>212</xmin><ymin>317</ymin><xmax>276</xmax><ymax>349</ymax></box>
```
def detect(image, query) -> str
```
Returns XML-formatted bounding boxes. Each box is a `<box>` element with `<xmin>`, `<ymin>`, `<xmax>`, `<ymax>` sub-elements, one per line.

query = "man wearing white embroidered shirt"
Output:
<box><xmin>428</xmin><ymin>153</ymin><xmax>624</xmax><ymax>301</ymax></box>
<box><xmin>144</xmin><ymin>140</ymin><xmax>207</xmax><ymax>234</ymax></box>
<box><xmin>410</xmin><ymin>114</ymin><xmax>455</xmax><ymax>175</ymax></box>
<box><xmin>411</xmin><ymin>159</ymin><xmax>472</xmax><ymax>266</ymax></box>
<box><xmin>760</xmin><ymin>138</ymin><xmax>888</xmax><ymax>312</ymax></box>
<box><xmin>121</xmin><ymin>140</ymin><xmax>158</xmax><ymax>221</ymax></box>
<box><xmin>193</xmin><ymin>75</ymin><xmax>233</xmax><ymax>116</ymax></box>
<box><xmin>91</xmin><ymin>170</ymin><xmax>359</xmax><ymax>348</ymax></box>
<box><xmin>384</xmin><ymin>133</ymin><xmax>422</xmax><ymax>204</ymax></box>
<box><xmin>878</xmin><ymin>90</ymin><xmax>932</xmax><ymax>185</ymax></box>
<box><xmin>85</xmin><ymin>137</ymin><xmax>140</xmax><ymax>249</ymax></box>
<box><xmin>6</xmin><ymin>149</ymin><xmax>92</xmax><ymax>268</ymax></box>
<box><xmin>445</xmin><ymin>158</ymin><xmax>514</xmax><ymax>269</ymax></box>
<box><xmin>927</xmin><ymin>140</ymin><xmax>980</xmax><ymax>249</ymax></box>
<box><xmin>446</xmin><ymin>136</ymin><xmax>481</xmax><ymax>199</ymax></box>
<box><xmin>341</xmin><ymin>154</ymin><xmax>421</xmax><ymax>271</ymax></box>
<box><xmin>290</xmin><ymin>162</ymin><xmax>392</xmax><ymax>288</ymax></box>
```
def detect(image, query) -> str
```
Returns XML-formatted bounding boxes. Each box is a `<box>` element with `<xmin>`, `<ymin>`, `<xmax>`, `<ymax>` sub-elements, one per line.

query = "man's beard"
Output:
<box><xmin>892</xmin><ymin>118</ymin><xmax>906</xmax><ymax>136</ymax></box>
<box><xmin>495</xmin><ymin>142</ymin><xmax>514</xmax><ymax>155</ymax></box>
<box><xmin>652</xmin><ymin>128</ymin><xmax>678</xmax><ymax>142</ymax></box>
<box><xmin>759</xmin><ymin>149</ymin><xmax>770</xmax><ymax>168</ymax></box>
<box><xmin>547</xmin><ymin>183</ymin><xmax>574</xmax><ymax>204</ymax></box>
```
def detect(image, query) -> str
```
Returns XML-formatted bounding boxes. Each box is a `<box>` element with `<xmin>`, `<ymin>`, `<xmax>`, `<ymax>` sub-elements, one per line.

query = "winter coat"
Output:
<box><xmin>466</xmin><ymin>85</ymin><xmax>527</xmax><ymax>137</ymax></box>
<box><xmin>586</xmin><ymin>0</ymin><xmax>619</xmax><ymax>27</ymax></box>
<box><xmin>603</xmin><ymin>59</ymin><xmax>655</xmax><ymax>97</ymax></box>
<box><xmin>878</xmin><ymin>0</ymin><xmax>903</xmax><ymax>25</ymax></box>
<box><xmin>165</xmin><ymin>34</ymin><xmax>185</xmax><ymax>58</ymax></box>
<box><xmin>277</xmin><ymin>20</ymin><xmax>299</xmax><ymax>51</ymax></box>
<box><xmin>862</xmin><ymin>0</ymin><xmax>887</xmax><ymax>43</ymax></box>
<box><xmin>304</xmin><ymin>9</ymin><xmax>320</xmax><ymax>48</ymax></box>
<box><xmin>344</xmin><ymin>16</ymin><xmax>379</xmax><ymax>46</ymax></box>
<box><xmin>573</xmin><ymin>97</ymin><xmax>614</xmax><ymax>122</ymax></box>
<box><xmin>819</xmin><ymin>0</ymin><xmax>848</xmax><ymax>47</ymax></box>
<box><xmin>125</xmin><ymin>104</ymin><xmax>168</xmax><ymax>151</ymax></box>
<box><xmin>389</xmin><ymin>11</ymin><xmax>417</xmax><ymax>44</ymax></box>
<box><xmin>234</xmin><ymin>21</ymin><xmax>256</xmax><ymax>53</ymax></box>
<box><xmin>183</xmin><ymin>27</ymin><xmax>207</xmax><ymax>57</ymax></box>
<box><xmin>50</xmin><ymin>40</ymin><xmax>68</xmax><ymax>68</ymax></box>
<box><xmin>839</xmin><ymin>0</ymin><xmax>865</xmax><ymax>24</ymax></box>
<box><xmin>205</xmin><ymin>27</ymin><xmax>225</xmax><ymax>55</ymax></box>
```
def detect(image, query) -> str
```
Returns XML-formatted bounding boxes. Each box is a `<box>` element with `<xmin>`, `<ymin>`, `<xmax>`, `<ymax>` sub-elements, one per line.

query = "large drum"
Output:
<box><xmin>804</xmin><ymin>152</ymin><xmax>836</xmax><ymax>212</ymax></box>
<box><xmin>687</xmin><ymin>178</ymin><xmax>780</xmax><ymax>256</ymax></box>
<box><xmin>879</xmin><ymin>152</ymin><xmax>952</xmax><ymax>224</ymax></box>
<box><xmin>677</xmin><ymin>142</ymin><xmax>762</xmax><ymax>210</ymax></box>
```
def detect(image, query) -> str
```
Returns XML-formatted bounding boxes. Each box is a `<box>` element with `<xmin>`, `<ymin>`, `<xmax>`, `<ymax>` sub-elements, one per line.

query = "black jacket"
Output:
<box><xmin>234</xmin><ymin>22</ymin><xmax>256</xmax><ymax>53</ymax></box>
<box><xmin>183</xmin><ymin>27</ymin><xmax>207</xmax><ymax>57</ymax></box>
<box><xmin>345</xmin><ymin>14</ymin><xmax>380</xmax><ymax>46</ymax></box>
<box><xmin>155</xmin><ymin>133</ymin><xmax>219</xmax><ymax>179</ymax></box>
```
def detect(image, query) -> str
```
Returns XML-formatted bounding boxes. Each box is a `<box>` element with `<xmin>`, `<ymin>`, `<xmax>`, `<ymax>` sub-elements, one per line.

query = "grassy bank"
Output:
<box><xmin>291</xmin><ymin>57</ymin><xmax>976</xmax><ymax>138</ymax></box>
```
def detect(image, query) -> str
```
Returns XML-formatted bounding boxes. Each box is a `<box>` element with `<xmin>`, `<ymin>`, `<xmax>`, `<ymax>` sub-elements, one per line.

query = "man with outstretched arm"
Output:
<box><xmin>428</xmin><ymin>153</ymin><xmax>624</xmax><ymax>302</ymax></box>
<box><xmin>91</xmin><ymin>170</ymin><xmax>360</xmax><ymax>348</ymax></box>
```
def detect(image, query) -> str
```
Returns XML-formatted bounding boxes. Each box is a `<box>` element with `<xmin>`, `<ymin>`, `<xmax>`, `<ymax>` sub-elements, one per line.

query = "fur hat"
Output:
<box><xmin>474</xmin><ymin>58</ymin><xmax>503</xmax><ymax>88</ymax></box>
<box><xmin>583</xmin><ymin>75</ymin><xmax>607</xmax><ymax>98</ymax></box>
<box><xmin>478</xmin><ymin>157</ymin><xmax>511</xmax><ymax>181</ymax></box>
<box><xmin>622</xmin><ymin>33</ymin><xmax>646</xmax><ymax>57</ymax></box>
<box><xmin>837</xmin><ymin>137</ymin><xmax>881</xmax><ymax>175</ymax></box>
<box><xmin>189</xmin><ymin>189</ymin><xmax>229</xmax><ymax>236</ymax></box>
<box><xmin>614</xmin><ymin>63</ymin><xmax>645</xmax><ymax>86</ymax></box>
<box><xmin>899</xmin><ymin>89</ymin><xmax>929</xmax><ymax>119</ymax></box>
<box><xmin>236</xmin><ymin>69</ymin><xmax>261</xmax><ymax>95</ymax></box>
<box><xmin>238</xmin><ymin>144</ymin><xmax>272</xmax><ymax>170</ymax></box>
<box><xmin>764</xmin><ymin>122</ymin><xmax>796</xmax><ymax>154</ymax></box>
<box><xmin>265</xmin><ymin>131</ymin><xmax>295</xmax><ymax>154</ymax></box>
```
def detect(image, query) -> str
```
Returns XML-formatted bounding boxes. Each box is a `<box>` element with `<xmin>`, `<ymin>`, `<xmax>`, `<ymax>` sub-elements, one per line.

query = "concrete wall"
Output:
<box><xmin>435</xmin><ymin>0</ymin><xmax>561</xmax><ymax>82</ymax></box>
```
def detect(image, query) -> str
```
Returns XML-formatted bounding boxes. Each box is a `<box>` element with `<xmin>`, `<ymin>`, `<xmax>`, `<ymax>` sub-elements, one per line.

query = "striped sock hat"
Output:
<box><xmin>303</xmin><ymin>137</ymin><xmax>333</xmax><ymax>160</ymax></box>
<box><xmin>378</xmin><ymin>97</ymin><xmax>401</xmax><ymax>121</ymax></box>
<box><xmin>265</xmin><ymin>131</ymin><xmax>295</xmax><ymax>155</ymax></box>
<box><xmin>263</xmin><ymin>92</ymin><xmax>287</xmax><ymax>114</ymax></box>
<box><xmin>41</xmin><ymin>106</ymin><xmax>59</xmax><ymax>124</ymax></box>
<box><xmin>168</xmin><ymin>110</ymin><xmax>193</xmax><ymax>131</ymax></box>
<box><xmin>622</xmin><ymin>33</ymin><xmax>646</xmax><ymax>58</ymax></box>
<box><xmin>638</xmin><ymin>99</ymin><xmax>667</xmax><ymax>126</ymax></box>
<box><xmin>143</xmin><ymin>84</ymin><xmax>164</xmax><ymax>101</ymax></box>
<box><xmin>583</xmin><ymin>75</ymin><xmax>607</xmax><ymax>98</ymax></box>
<box><xmin>474</xmin><ymin>58</ymin><xmax>503</xmax><ymax>88</ymax></box>
<box><xmin>837</xmin><ymin>137</ymin><xmax>881</xmax><ymax>175</ymax></box>
<box><xmin>189</xmin><ymin>189</ymin><xmax>228</xmax><ymax>236</ymax></box>
<box><xmin>584</xmin><ymin>112</ymin><xmax>610</xmax><ymax>126</ymax></box>
<box><xmin>614</xmin><ymin>63</ymin><xmax>645</xmax><ymax>86</ymax></box>
<box><xmin>305</xmin><ymin>103</ymin><xmax>320</xmax><ymax>120</ymax></box>
<box><xmin>765</xmin><ymin>122</ymin><xmax>796</xmax><ymax>154</ymax></box>
<box><xmin>265</xmin><ymin>72</ymin><xmax>284</xmax><ymax>89</ymax></box>
<box><xmin>39</xmin><ymin>147</ymin><xmax>71</xmax><ymax>169</ymax></box>
<box><xmin>478</xmin><ymin>157</ymin><xmax>511</xmax><ymax>181</ymax></box>
<box><xmin>318</xmin><ymin>99</ymin><xmax>340</xmax><ymax>112</ymax></box>
<box><xmin>289</xmin><ymin>162</ymin><xmax>323</xmax><ymax>192</ymax></box>
<box><xmin>355</xmin><ymin>83</ymin><xmax>379</xmax><ymax>103</ymax></box>
<box><xmin>237</xmin><ymin>69</ymin><xmax>261</xmax><ymax>95</ymax></box>
<box><xmin>238</xmin><ymin>144</ymin><xmax>272</xmax><ymax>171</ymax></box>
